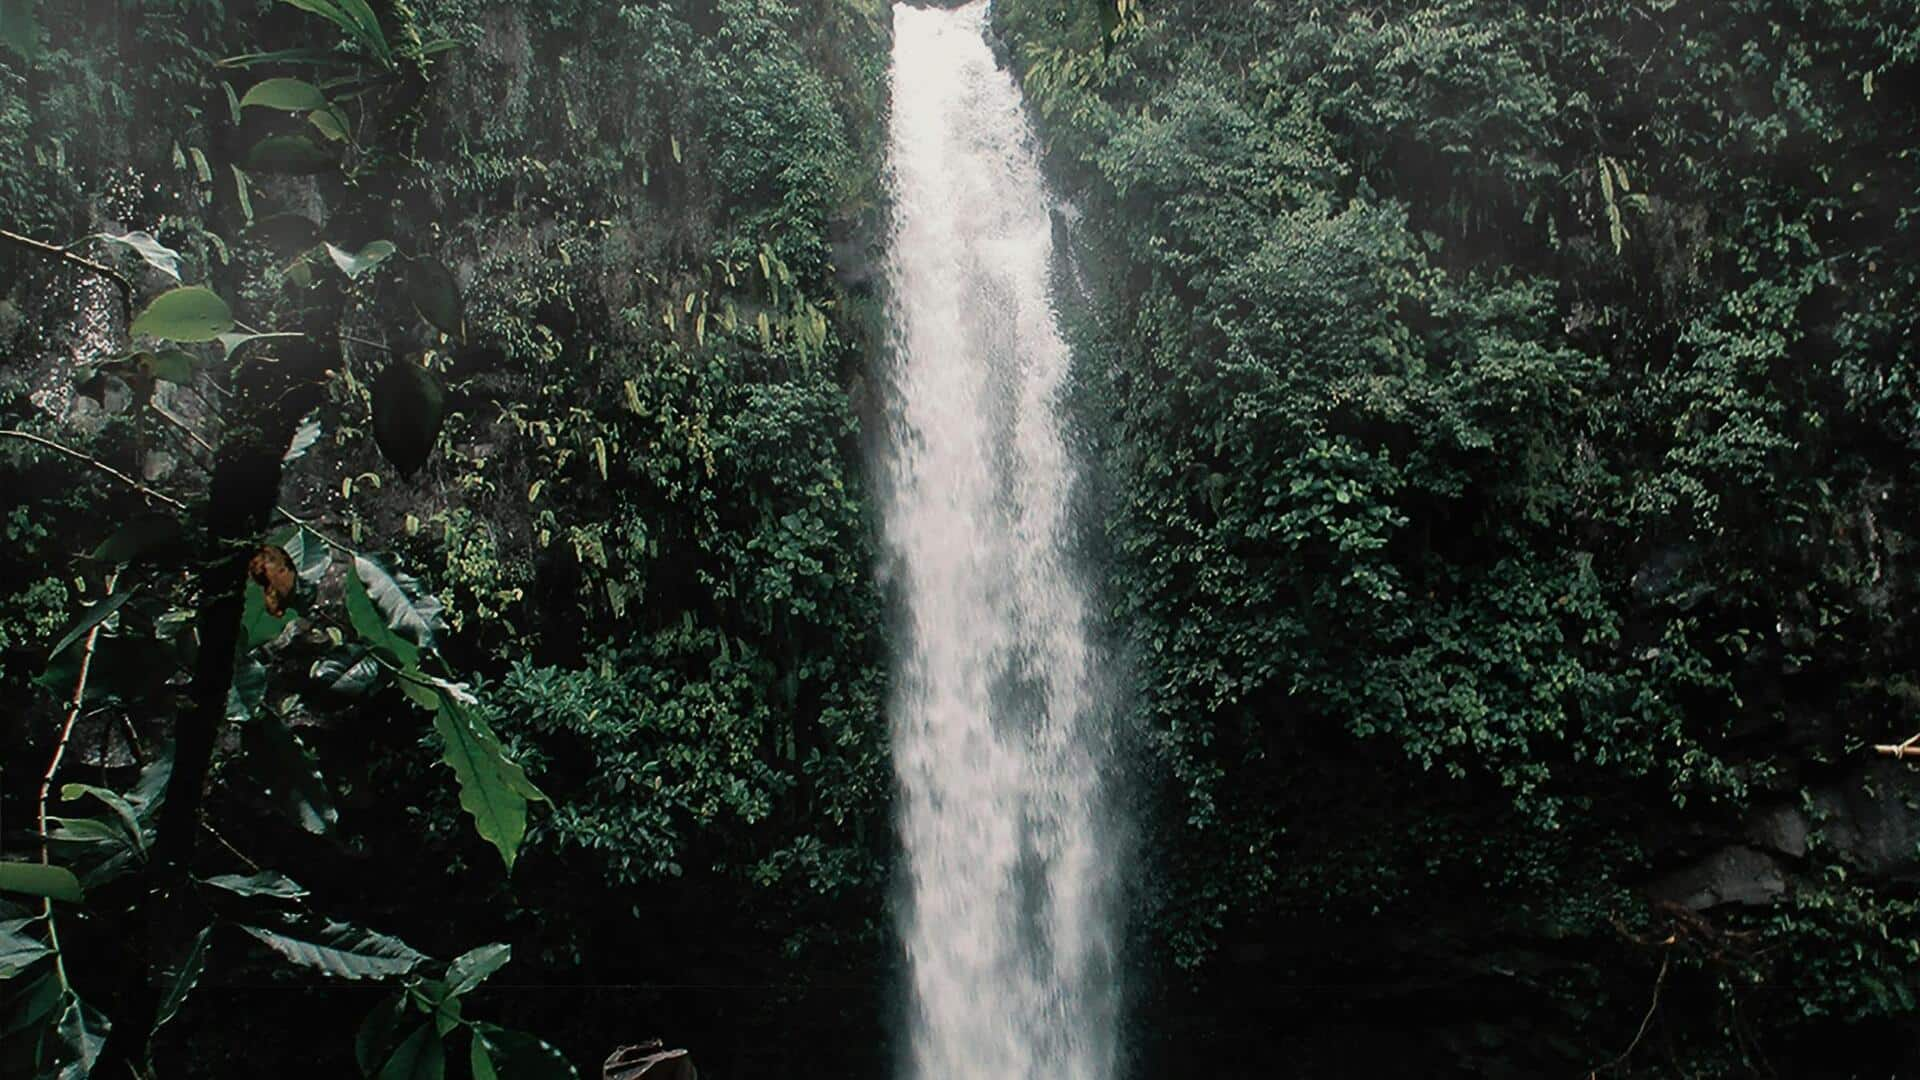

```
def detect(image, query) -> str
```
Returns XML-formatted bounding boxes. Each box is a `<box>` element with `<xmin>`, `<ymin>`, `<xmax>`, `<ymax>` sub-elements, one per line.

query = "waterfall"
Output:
<box><xmin>878</xmin><ymin>2</ymin><xmax>1118</xmax><ymax>1077</ymax></box>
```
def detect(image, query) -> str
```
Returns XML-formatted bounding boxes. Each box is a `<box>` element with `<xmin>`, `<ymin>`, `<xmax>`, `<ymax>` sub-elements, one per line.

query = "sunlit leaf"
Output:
<box><xmin>327</xmin><ymin>240</ymin><xmax>396</xmax><ymax>279</ymax></box>
<box><xmin>130</xmin><ymin>286</ymin><xmax>234</xmax><ymax>342</ymax></box>
<box><xmin>238</xmin><ymin>919</ymin><xmax>428</xmax><ymax>981</ymax></box>
<box><xmin>92</xmin><ymin>229</ymin><xmax>182</xmax><ymax>282</ymax></box>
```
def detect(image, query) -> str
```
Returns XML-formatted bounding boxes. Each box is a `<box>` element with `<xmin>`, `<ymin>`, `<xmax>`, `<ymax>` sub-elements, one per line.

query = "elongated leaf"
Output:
<box><xmin>1</xmin><ymin>971</ymin><xmax>63</xmax><ymax>1040</ymax></box>
<box><xmin>313</xmin><ymin>648</ymin><xmax>382</xmax><ymax>695</ymax></box>
<box><xmin>0</xmin><ymin>863</ymin><xmax>81</xmax><ymax>903</ymax></box>
<box><xmin>51</xmin><ymin>993</ymin><xmax>109</xmax><ymax>1078</ymax></box>
<box><xmin>91</xmin><ymin>513</ymin><xmax>186</xmax><ymax>566</ymax></box>
<box><xmin>227</xmin><ymin>655</ymin><xmax>269</xmax><ymax>723</ymax></box>
<box><xmin>279</xmin><ymin>0</ymin><xmax>391</xmax><ymax>64</ymax></box>
<box><xmin>443</xmin><ymin>943</ymin><xmax>509</xmax><ymax>998</ymax></box>
<box><xmin>92</xmin><ymin>230</ymin><xmax>181</xmax><ymax>282</ymax></box>
<box><xmin>153</xmin><ymin>924</ymin><xmax>212</xmax><ymax>1033</ymax></box>
<box><xmin>275</xmin><ymin>523</ymin><xmax>332</xmax><ymax>583</ymax></box>
<box><xmin>130</xmin><ymin>286</ymin><xmax>234</xmax><ymax>342</ymax></box>
<box><xmin>240</xmin><ymin>77</ymin><xmax>329</xmax><ymax>111</ymax></box>
<box><xmin>377</xmin><ymin>1023</ymin><xmax>444</xmax><ymax>1080</ymax></box>
<box><xmin>470</xmin><ymin>1025</ymin><xmax>577</xmax><ymax>1080</ymax></box>
<box><xmin>244</xmin><ymin>708</ymin><xmax>338</xmax><ymax>834</ymax></box>
<box><xmin>60</xmin><ymin>784</ymin><xmax>145</xmax><ymax>855</ymax></box>
<box><xmin>434</xmin><ymin>694</ymin><xmax>546</xmax><ymax>872</ymax></box>
<box><xmin>202</xmin><ymin>871</ymin><xmax>308</xmax><ymax>901</ymax></box>
<box><xmin>0</xmin><ymin>919</ymin><xmax>52</xmax><ymax>978</ymax></box>
<box><xmin>239</xmin><ymin>920</ymin><xmax>427</xmax><ymax>980</ymax></box>
<box><xmin>371</xmin><ymin>360</ymin><xmax>446</xmax><ymax>476</ymax></box>
<box><xmin>357</xmin><ymin>994</ymin><xmax>409</xmax><ymax>1076</ymax></box>
<box><xmin>46</xmin><ymin>589</ymin><xmax>133</xmax><ymax>659</ymax></box>
<box><xmin>352</xmin><ymin>555</ymin><xmax>441</xmax><ymax>653</ymax></box>
<box><xmin>309</xmin><ymin>106</ymin><xmax>350</xmax><ymax>142</ymax></box>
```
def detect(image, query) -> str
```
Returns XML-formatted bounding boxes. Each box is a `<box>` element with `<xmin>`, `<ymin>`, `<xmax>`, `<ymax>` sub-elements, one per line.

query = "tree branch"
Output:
<box><xmin>0</xmin><ymin>227</ymin><xmax>135</xmax><ymax>318</ymax></box>
<box><xmin>0</xmin><ymin>428</ymin><xmax>188</xmax><ymax>510</ymax></box>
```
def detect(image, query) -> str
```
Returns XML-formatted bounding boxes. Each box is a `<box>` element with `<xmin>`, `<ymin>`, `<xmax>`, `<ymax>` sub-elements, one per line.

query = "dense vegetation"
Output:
<box><xmin>995</xmin><ymin>0</ymin><xmax>1920</xmax><ymax>1075</ymax></box>
<box><xmin>6</xmin><ymin>0</ymin><xmax>1920</xmax><ymax>1076</ymax></box>
<box><xmin>1</xmin><ymin>0</ymin><xmax>891</xmax><ymax>1075</ymax></box>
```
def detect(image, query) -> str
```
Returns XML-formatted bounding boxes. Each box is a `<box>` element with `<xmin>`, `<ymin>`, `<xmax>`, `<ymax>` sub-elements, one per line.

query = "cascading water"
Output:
<box><xmin>878</xmin><ymin>2</ymin><xmax>1118</xmax><ymax>1077</ymax></box>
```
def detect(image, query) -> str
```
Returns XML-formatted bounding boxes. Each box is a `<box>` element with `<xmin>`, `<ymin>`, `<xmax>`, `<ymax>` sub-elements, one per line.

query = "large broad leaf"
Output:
<box><xmin>244</xmin><ymin>709</ymin><xmax>339</xmax><ymax>835</ymax></box>
<box><xmin>239</xmin><ymin>920</ymin><xmax>427</xmax><ymax>981</ymax></box>
<box><xmin>371</xmin><ymin>360</ymin><xmax>446</xmax><ymax>476</ymax></box>
<box><xmin>60</xmin><ymin>784</ymin><xmax>146</xmax><ymax>856</ymax></box>
<box><xmin>202</xmin><ymin>871</ymin><xmax>309</xmax><ymax>902</ymax></box>
<box><xmin>376</xmin><ymin>1023</ymin><xmax>444</xmax><ymax>1080</ymax></box>
<box><xmin>246</xmin><ymin>133</ymin><xmax>337</xmax><ymax>174</ymax></box>
<box><xmin>91</xmin><ymin>513</ymin><xmax>186</xmax><ymax>566</ymax></box>
<box><xmin>356</xmin><ymin>994</ymin><xmax>409</xmax><ymax>1076</ymax></box>
<box><xmin>0</xmin><ymin>863</ymin><xmax>82</xmax><ymax>904</ymax></box>
<box><xmin>470</xmin><ymin>1025</ymin><xmax>578</xmax><ymax>1080</ymax></box>
<box><xmin>130</xmin><ymin>286</ymin><xmax>234</xmax><ymax>342</ymax></box>
<box><xmin>239</xmin><ymin>77</ymin><xmax>329</xmax><ymax>111</ymax></box>
<box><xmin>434</xmin><ymin>694</ymin><xmax>546</xmax><ymax>873</ymax></box>
<box><xmin>274</xmin><ymin>523</ymin><xmax>333</xmax><ymax>583</ymax></box>
<box><xmin>92</xmin><ymin>230</ymin><xmax>181</xmax><ymax>282</ymax></box>
<box><xmin>350</xmin><ymin>555</ymin><xmax>441</xmax><ymax>655</ymax></box>
<box><xmin>152</xmin><ymin>924</ymin><xmax>212</xmax><ymax>1033</ymax></box>
<box><xmin>327</xmin><ymin>240</ymin><xmax>396</xmax><ymax>279</ymax></box>
<box><xmin>404</xmin><ymin>257</ymin><xmax>464</xmax><ymax>340</ymax></box>
<box><xmin>0</xmin><ymin>919</ymin><xmax>53</xmax><ymax>978</ymax></box>
<box><xmin>443</xmin><ymin>943</ymin><xmax>509</xmax><ymax>998</ymax></box>
<box><xmin>0</xmin><ymin>0</ymin><xmax>43</xmax><ymax>63</ymax></box>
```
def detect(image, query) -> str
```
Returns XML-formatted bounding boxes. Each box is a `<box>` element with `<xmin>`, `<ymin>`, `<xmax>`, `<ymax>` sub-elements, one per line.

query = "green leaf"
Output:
<box><xmin>0</xmin><ymin>919</ymin><xmax>52</xmax><ymax>978</ymax></box>
<box><xmin>202</xmin><ymin>871</ymin><xmax>308</xmax><ymax>901</ymax></box>
<box><xmin>283</xmin><ymin>414</ymin><xmax>324</xmax><ymax>463</ymax></box>
<box><xmin>244</xmin><ymin>708</ymin><xmax>339</xmax><ymax>834</ymax></box>
<box><xmin>153</xmin><ymin>924</ymin><xmax>212</xmax><ymax>1033</ymax></box>
<box><xmin>470</xmin><ymin>1025</ymin><xmax>577</xmax><ymax>1080</ymax></box>
<box><xmin>146</xmin><ymin>348</ymin><xmax>200</xmax><ymax>385</ymax></box>
<box><xmin>60</xmin><ymin>784</ymin><xmax>146</xmax><ymax>855</ymax></box>
<box><xmin>239</xmin><ymin>77</ymin><xmax>329</xmax><ymax>111</ymax></box>
<box><xmin>357</xmin><ymin>994</ymin><xmax>409</xmax><ymax>1076</ymax></box>
<box><xmin>371</xmin><ymin>360</ymin><xmax>447</xmax><ymax>477</ymax></box>
<box><xmin>242</xmin><ymin>579</ymin><xmax>295</xmax><ymax>650</ymax></box>
<box><xmin>92</xmin><ymin>230</ymin><xmax>182</xmax><ymax>282</ymax></box>
<box><xmin>91</xmin><ymin>513</ymin><xmax>186</xmax><ymax>566</ymax></box>
<box><xmin>0</xmin><ymin>0</ymin><xmax>43</xmax><ymax>63</ymax></box>
<box><xmin>434</xmin><ymin>694</ymin><xmax>546</xmax><ymax>873</ymax></box>
<box><xmin>1</xmin><ymin>971</ymin><xmax>63</xmax><ymax>1039</ymax></box>
<box><xmin>0</xmin><ymin>863</ymin><xmax>82</xmax><ymax>903</ymax></box>
<box><xmin>130</xmin><ymin>286</ymin><xmax>234</xmax><ymax>342</ymax></box>
<box><xmin>327</xmin><ymin>240</ymin><xmax>396</xmax><ymax>279</ymax></box>
<box><xmin>45</xmin><ymin>589</ymin><xmax>132</xmax><ymax>658</ymax></box>
<box><xmin>310</xmin><ymin>106</ymin><xmax>351</xmax><ymax>142</ymax></box>
<box><xmin>444</xmin><ymin>943</ymin><xmax>510</xmax><ymax>998</ymax></box>
<box><xmin>227</xmin><ymin>655</ymin><xmax>269</xmax><ymax>723</ymax></box>
<box><xmin>405</xmin><ymin>257</ymin><xmax>464</xmax><ymax>339</ymax></box>
<box><xmin>377</xmin><ymin>1023</ymin><xmax>444</xmax><ymax>1080</ymax></box>
<box><xmin>51</xmin><ymin>993</ymin><xmax>109</xmax><ymax>1078</ymax></box>
<box><xmin>231</xmin><ymin>164</ymin><xmax>255</xmax><ymax>224</ymax></box>
<box><xmin>246</xmin><ymin>133</ymin><xmax>337</xmax><ymax>174</ymax></box>
<box><xmin>238</xmin><ymin>920</ymin><xmax>428</xmax><ymax>980</ymax></box>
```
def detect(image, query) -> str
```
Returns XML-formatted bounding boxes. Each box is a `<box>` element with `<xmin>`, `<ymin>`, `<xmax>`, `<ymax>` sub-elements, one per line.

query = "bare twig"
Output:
<box><xmin>1590</xmin><ymin>953</ymin><xmax>1670</xmax><ymax>1078</ymax></box>
<box><xmin>0</xmin><ymin>428</ymin><xmax>187</xmax><ymax>510</ymax></box>
<box><xmin>276</xmin><ymin>506</ymin><xmax>356</xmax><ymax>554</ymax></box>
<box><xmin>1873</xmin><ymin>732</ymin><xmax>1920</xmax><ymax>759</ymax></box>
<box><xmin>0</xmin><ymin>226</ymin><xmax>135</xmax><ymax>317</ymax></box>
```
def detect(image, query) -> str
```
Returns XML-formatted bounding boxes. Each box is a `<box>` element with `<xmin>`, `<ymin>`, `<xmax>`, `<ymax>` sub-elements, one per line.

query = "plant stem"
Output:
<box><xmin>0</xmin><ymin>428</ymin><xmax>188</xmax><ymax>510</ymax></box>
<box><xmin>38</xmin><ymin>570</ymin><xmax>118</xmax><ymax>991</ymax></box>
<box><xmin>0</xmin><ymin>226</ymin><xmax>135</xmax><ymax>317</ymax></box>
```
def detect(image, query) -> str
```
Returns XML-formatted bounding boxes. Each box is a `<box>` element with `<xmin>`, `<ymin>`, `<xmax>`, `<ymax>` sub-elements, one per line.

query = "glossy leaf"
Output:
<box><xmin>130</xmin><ymin>286</ymin><xmax>234</xmax><ymax>342</ymax></box>
<box><xmin>239</xmin><ymin>77</ymin><xmax>328</xmax><ymax>111</ymax></box>
<box><xmin>92</xmin><ymin>229</ymin><xmax>181</xmax><ymax>282</ymax></box>
<box><xmin>327</xmin><ymin>240</ymin><xmax>396</xmax><ymax>279</ymax></box>
<box><xmin>244</xmin><ymin>708</ymin><xmax>339</xmax><ymax>835</ymax></box>
<box><xmin>202</xmin><ymin>871</ymin><xmax>309</xmax><ymax>901</ymax></box>
<box><xmin>153</xmin><ymin>924</ymin><xmax>212</xmax><ymax>1033</ymax></box>
<box><xmin>239</xmin><ymin>919</ymin><xmax>428</xmax><ymax>981</ymax></box>
<box><xmin>0</xmin><ymin>919</ymin><xmax>52</xmax><ymax>978</ymax></box>
<box><xmin>376</xmin><ymin>1023</ymin><xmax>444</xmax><ymax>1080</ymax></box>
<box><xmin>356</xmin><ymin>994</ymin><xmax>409</xmax><ymax>1076</ymax></box>
<box><xmin>444</xmin><ymin>943</ymin><xmax>510</xmax><ymax>998</ymax></box>
<box><xmin>470</xmin><ymin>1025</ymin><xmax>578</xmax><ymax>1080</ymax></box>
<box><xmin>0</xmin><ymin>863</ymin><xmax>82</xmax><ymax>903</ymax></box>
<box><xmin>45</xmin><ymin>588</ymin><xmax>132</xmax><ymax>658</ymax></box>
<box><xmin>434</xmin><ymin>693</ymin><xmax>546</xmax><ymax>873</ymax></box>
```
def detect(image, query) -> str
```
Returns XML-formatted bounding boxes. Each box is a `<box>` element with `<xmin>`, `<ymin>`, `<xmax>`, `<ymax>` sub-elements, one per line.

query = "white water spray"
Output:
<box><xmin>879</xmin><ymin>3</ymin><xmax>1117</xmax><ymax>1077</ymax></box>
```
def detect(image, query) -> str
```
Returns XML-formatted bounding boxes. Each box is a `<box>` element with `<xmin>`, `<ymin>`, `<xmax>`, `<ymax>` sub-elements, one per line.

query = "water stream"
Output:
<box><xmin>878</xmin><ymin>2</ymin><xmax>1118</xmax><ymax>1077</ymax></box>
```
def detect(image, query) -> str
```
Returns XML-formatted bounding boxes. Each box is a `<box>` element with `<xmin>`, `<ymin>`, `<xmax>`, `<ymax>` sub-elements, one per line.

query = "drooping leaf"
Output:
<box><xmin>0</xmin><ymin>919</ymin><xmax>52</xmax><ymax>978</ymax></box>
<box><xmin>309</xmin><ymin>106</ymin><xmax>350</xmax><ymax>142</ymax></box>
<box><xmin>346</xmin><ymin>570</ymin><xmax>418</xmax><ymax>668</ymax></box>
<box><xmin>312</xmin><ymin>648</ymin><xmax>382</xmax><ymax>695</ymax></box>
<box><xmin>327</xmin><ymin>240</ymin><xmax>396</xmax><ymax>279</ymax></box>
<box><xmin>91</xmin><ymin>514</ymin><xmax>185</xmax><ymax>566</ymax></box>
<box><xmin>283</xmin><ymin>413</ymin><xmax>324</xmax><ymax>463</ymax></box>
<box><xmin>50</xmin><ymin>993</ymin><xmax>109</xmax><ymax>1078</ymax></box>
<box><xmin>434</xmin><ymin>694</ymin><xmax>545</xmax><ymax>872</ymax></box>
<box><xmin>217</xmin><ymin>330</ymin><xmax>303</xmax><ymax>358</ymax></box>
<box><xmin>45</xmin><ymin>588</ymin><xmax>132</xmax><ymax>659</ymax></box>
<box><xmin>202</xmin><ymin>871</ymin><xmax>309</xmax><ymax>901</ymax></box>
<box><xmin>239</xmin><ymin>77</ymin><xmax>329</xmax><ymax>112</ymax></box>
<box><xmin>238</xmin><ymin>919</ymin><xmax>428</xmax><ymax>981</ymax></box>
<box><xmin>353</xmin><ymin>554</ymin><xmax>443</xmax><ymax>655</ymax></box>
<box><xmin>404</xmin><ymin>257</ymin><xmax>464</xmax><ymax>340</ymax></box>
<box><xmin>0</xmin><ymin>863</ymin><xmax>82</xmax><ymax>904</ymax></box>
<box><xmin>92</xmin><ymin>230</ymin><xmax>182</xmax><ymax>282</ymax></box>
<box><xmin>246</xmin><ymin>133</ymin><xmax>337</xmax><ymax>174</ymax></box>
<box><xmin>244</xmin><ymin>708</ymin><xmax>338</xmax><ymax>835</ymax></box>
<box><xmin>153</xmin><ymin>924</ymin><xmax>212</xmax><ymax>1033</ymax></box>
<box><xmin>376</xmin><ymin>1023</ymin><xmax>445</xmax><ymax>1080</ymax></box>
<box><xmin>0</xmin><ymin>971</ymin><xmax>63</xmax><ymax>1040</ymax></box>
<box><xmin>130</xmin><ymin>286</ymin><xmax>234</xmax><ymax>342</ymax></box>
<box><xmin>275</xmin><ymin>523</ymin><xmax>333</xmax><ymax>583</ymax></box>
<box><xmin>371</xmin><ymin>359</ymin><xmax>446</xmax><ymax>476</ymax></box>
<box><xmin>470</xmin><ymin>1025</ymin><xmax>578</xmax><ymax>1080</ymax></box>
<box><xmin>443</xmin><ymin>943</ymin><xmax>510</xmax><ymax>998</ymax></box>
<box><xmin>279</xmin><ymin>0</ymin><xmax>392</xmax><ymax>66</ymax></box>
<box><xmin>60</xmin><ymin>784</ymin><xmax>146</xmax><ymax>855</ymax></box>
<box><xmin>356</xmin><ymin>994</ymin><xmax>409</xmax><ymax>1077</ymax></box>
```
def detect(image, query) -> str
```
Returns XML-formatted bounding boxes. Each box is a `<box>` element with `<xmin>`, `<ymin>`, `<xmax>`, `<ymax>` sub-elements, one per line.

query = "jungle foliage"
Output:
<box><xmin>0</xmin><ymin>0</ymin><xmax>892</xmax><ymax>1076</ymax></box>
<box><xmin>997</xmin><ymin>0</ymin><xmax>1920</xmax><ymax>1075</ymax></box>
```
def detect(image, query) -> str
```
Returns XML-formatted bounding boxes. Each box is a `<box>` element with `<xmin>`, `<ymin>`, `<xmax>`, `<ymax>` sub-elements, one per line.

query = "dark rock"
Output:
<box><xmin>1645</xmin><ymin>845</ymin><xmax>1787</xmax><ymax>910</ymax></box>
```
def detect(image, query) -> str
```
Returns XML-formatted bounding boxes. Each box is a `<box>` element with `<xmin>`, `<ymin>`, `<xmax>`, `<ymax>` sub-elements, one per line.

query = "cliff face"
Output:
<box><xmin>992</xmin><ymin>1</ymin><xmax>1920</xmax><ymax>1076</ymax></box>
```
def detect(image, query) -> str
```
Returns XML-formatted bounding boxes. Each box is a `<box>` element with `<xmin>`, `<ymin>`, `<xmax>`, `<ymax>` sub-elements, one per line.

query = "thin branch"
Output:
<box><xmin>275</xmin><ymin>506</ymin><xmax>356</xmax><ymax>555</ymax></box>
<box><xmin>0</xmin><ymin>227</ymin><xmax>134</xmax><ymax>317</ymax></box>
<box><xmin>1873</xmin><ymin>732</ymin><xmax>1920</xmax><ymax>760</ymax></box>
<box><xmin>1590</xmin><ymin>953</ymin><xmax>1670</xmax><ymax>1078</ymax></box>
<box><xmin>0</xmin><ymin>428</ymin><xmax>187</xmax><ymax>510</ymax></box>
<box><xmin>38</xmin><ymin>571</ymin><xmax>118</xmax><ymax>992</ymax></box>
<box><xmin>150</xmin><ymin>398</ymin><xmax>217</xmax><ymax>456</ymax></box>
